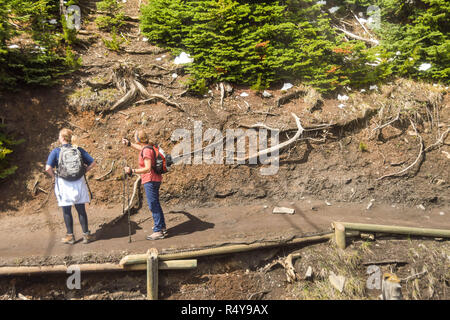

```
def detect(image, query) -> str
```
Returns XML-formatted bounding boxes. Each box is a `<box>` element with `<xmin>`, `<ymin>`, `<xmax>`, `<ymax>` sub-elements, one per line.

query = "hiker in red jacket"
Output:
<box><xmin>122</xmin><ymin>129</ymin><xmax>167</xmax><ymax>240</ymax></box>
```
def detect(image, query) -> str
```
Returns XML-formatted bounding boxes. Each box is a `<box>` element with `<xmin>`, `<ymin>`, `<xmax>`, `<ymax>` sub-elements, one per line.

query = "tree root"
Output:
<box><xmin>377</xmin><ymin>120</ymin><xmax>424</xmax><ymax>180</ymax></box>
<box><xmin>94</xmin><ymin>160</ymin><xmax>115</xmax><ymax>181</ymax></box>
<box><xmin>275</xmin><ymin>89</ymin><xmax>306</xmax><ymax>108</ymax></box>
<box><xmin>100</xmin><ymin>64</ymin><xmax>184</xmax><ymax>114</ymax></box>
<box><xmin>262</xmin><ymin>252</ymin><xmax>302</xmax><ymax>283</ymax></box>
<box><xmin>124</xmin><ymin>175</ymin><xmax>142</xmax><ymax>213</ymax></box>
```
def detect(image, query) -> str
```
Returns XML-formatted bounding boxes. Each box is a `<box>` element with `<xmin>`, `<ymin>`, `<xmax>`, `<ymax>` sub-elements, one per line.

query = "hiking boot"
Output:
<box><xmin>146</xmin><ymin>231</ymin><xmax>165</xmax><ymax>241</ymax></box>
<box><xmin>82</xmin><ymin>232</ymin><xmax>93</xmax><ymax>244</ymax></box>
<box><xmin>61</xmin><ymin>234</ymin><xmax>75</xmax><ymax>245</ymax></box>
<box><xmin>162</xmin><ymin>228</ymin><xmax>168</xmax><ymax>236</ymax></box>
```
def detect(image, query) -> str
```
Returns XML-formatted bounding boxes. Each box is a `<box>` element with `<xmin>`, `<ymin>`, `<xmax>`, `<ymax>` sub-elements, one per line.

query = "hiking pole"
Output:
<box><xmin>84</xmin><ymin>173</ymin><xmax>93</xmax><ymax>202</ymax></box>
<box><xmin>123</xmin><ymin>140</ymin><xmax>132</xmax><ymax>243</ymax></box>
<box><xmin>126</xmin><ymin>170</ymin><xmax>131</xmax><ymax>243</ymax></box>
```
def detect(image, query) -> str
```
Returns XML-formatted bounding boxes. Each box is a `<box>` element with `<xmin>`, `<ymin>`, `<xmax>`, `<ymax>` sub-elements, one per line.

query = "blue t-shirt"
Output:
<box><xmin>46</xmin><ymin>144</ymin><xmax>94</xmax><ymax>168</ymax></box>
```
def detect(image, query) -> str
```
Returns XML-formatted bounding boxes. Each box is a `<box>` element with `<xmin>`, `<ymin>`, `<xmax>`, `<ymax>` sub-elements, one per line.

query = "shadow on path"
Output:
<box><xmin>166</xmin><ymin>211</ymin><xmax>215</xmax><ymax>237</ymax></box>
<box><xmin>93</xmin><ymin>214</ymin><xmax>142</xmax><ymax>241</ymax></box>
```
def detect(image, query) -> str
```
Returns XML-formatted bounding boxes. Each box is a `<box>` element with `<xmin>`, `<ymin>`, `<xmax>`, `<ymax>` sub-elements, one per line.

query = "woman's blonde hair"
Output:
<box><xmin>59</xmin><ymin>128</ymin><xmax>73</xmax><ymax>143</ymax></box>
<box><xmin>136</xmin><ymin>129</ymin><xmax>154</xmax><ymax>145</ymax></box>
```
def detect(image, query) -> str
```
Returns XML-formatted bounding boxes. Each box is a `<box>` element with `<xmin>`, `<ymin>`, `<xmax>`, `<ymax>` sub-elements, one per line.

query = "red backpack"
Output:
<box><xmin>141</xmin><ymin>145</ymin><xmax>172</xmax><ymax>174</ymax></box>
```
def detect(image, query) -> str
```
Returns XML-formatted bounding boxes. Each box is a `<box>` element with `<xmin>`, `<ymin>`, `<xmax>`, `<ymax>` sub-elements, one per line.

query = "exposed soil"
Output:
<box><xmin>0</xmin><ymin>0</ymin><xmax>448</xmax><ymax>300</ymax></box>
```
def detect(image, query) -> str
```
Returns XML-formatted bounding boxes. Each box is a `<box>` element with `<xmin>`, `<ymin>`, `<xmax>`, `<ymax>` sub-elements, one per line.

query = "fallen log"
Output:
<box><xmin>120</xmin><ymin>233</ymin><xmax>334</xmax><ymax>265</ymax></box>
<box><xmin>234</xmin><ymin>112</ymin><xmax>304</xmax><ymax>163</ymax></box>
<box><xmin>332</xmin><ymin>221</ymin><xmax>450</xmax><ymax>249</ymax></box>
<box><xmin>0</xmin><ymin>260</ymin><xmax>197</xmax><ymax>276</ymax></box>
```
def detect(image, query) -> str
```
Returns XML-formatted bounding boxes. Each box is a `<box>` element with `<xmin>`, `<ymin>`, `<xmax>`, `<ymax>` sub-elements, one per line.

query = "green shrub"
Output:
<box><xmin>141</xmin><ymin>0</ymin><xmax>448</xmax><ymax>93</ymax></box>
<box><xmin>102</xmin><ymin>28</ymin><xmax>125</xmax><ymax>52</ymax></box>
<box><xmin>344</xmin><ymin>0</ymin><xmax>450</xmax><ymax>82</ymax></box>
<box><xmin>358</xmin><ymin>141</ymin><xmax>368</xmax><ymax>152</ymax></box>
<box><xmin>0</xmin><ymin>0</ymin><xmax>82</xmax><ymax>89</ymax></box>
<box><xmin>141</xmin><ymin>0</ymin><xmax>391</xmax><ymax>93</ymax></box>
<box><xmin>95</xmin><ymin>0</ymin><xmax>126</xmax><ymax>31</ymax></box>
<box><xmin>0</xmin><ymin>127</ymin><xmax>24</xmax><ymax>179</ymax></box>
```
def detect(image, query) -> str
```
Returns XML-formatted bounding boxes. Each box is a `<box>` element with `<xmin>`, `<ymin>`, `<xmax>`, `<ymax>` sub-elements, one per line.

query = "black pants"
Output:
<box><xmin>62</xmin><ymin>204</ymin><xmax>89</xmax><ymax>235</ymax></box>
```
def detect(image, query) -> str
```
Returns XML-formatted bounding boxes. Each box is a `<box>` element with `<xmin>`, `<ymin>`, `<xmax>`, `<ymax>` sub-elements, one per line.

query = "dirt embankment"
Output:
<box><xmin>0</xmin><ymin>0</ymin><xmax>448</xmax><ymax>217</ymax></box>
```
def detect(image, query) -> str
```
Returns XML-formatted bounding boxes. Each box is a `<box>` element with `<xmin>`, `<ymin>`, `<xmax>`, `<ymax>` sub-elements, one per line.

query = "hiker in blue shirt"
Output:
<box><xmin>45</xmin><ymin>128</ymin><xmax>96</xmax><ymax>244</ymax></box>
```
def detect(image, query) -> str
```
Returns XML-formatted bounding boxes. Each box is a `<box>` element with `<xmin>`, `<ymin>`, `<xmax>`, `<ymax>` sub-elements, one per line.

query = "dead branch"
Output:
<box><xmin>124</xmin><ymin>49</ymin><xmax>162</xmax><ymax>55</ymax></box>
<box><xmin>333</xmin><ymin>26</ymin><xmax>379</xmax><ymax>45</ymax></box>
<box><xmin>124</xmin><ymin>176</ymin><xmax>142</xmax><ymax>212</ymax></box>
<box><xmin>234</xmin><ymin>113</ymin><xmax>304</xmax><ymax>163</ymax></box>
<box><xmin>401</xmin><ymin>269</ymin><xmax>428</xmax><ymax>284</ymax></box>
<box><xmin>94</xmin><ymin>160</ymin><xmax>115</xmax><ymax>181</ymax></box>
<box><xmin>135</xmin><ymin>93</ymin><xmax>185</xmax><ymax>112</ymax></box>
<box><xmin>362</xmin><ymin>260</ymin><xmax>408</xmax><ymax>266</ymax></box>
<box><xmin>37</xmin><ymin>187</ymin><xmax>48</xmax><ymax>194</ymax></box>
<box><xmin>176</xmin><ymin>89</ymin><xmax>189</xmax><ymax>97</ymax></box>
<box><xmin>238</xmin><ymin>123</ymin><xmax>280</xmax><ymax>131</ymax></box>
<box><xmin>34</xmin><ymin>185</ymin><xmax>52</xmax><ymax>212</ymax></box>
<box><xmin>108</xmin><ymin>81</ymin><xmax>137</xmax><ymax>112</ymax></box>
<box><xmin>424</xmin><ymin>128</ymin><xmax>450</xmax><ymax>152</ymax></box>
<box><xmin>148</xmin><ymin>64</ymin><xmax>169</xmax><ymax>71</ymax></box>
<box><xmin>262</xmin><ymin>252</ymin><xmax>301</xmax><ymax>283</ymax></box>
<box><xmin>171</xmin><ymin>137</ymin><xmax>227</xmax><ymax>163</ymax></box>
<box><xmin>372</xmin><ymin>112</ymin><xmax>400</xmax><ymax>132</ymax></box>
<box><xmin>219</xmin><ymin>82</ymin><xmax>225</xmax><ymax>108</ymax></box>
<box><xmin>67</xmin><ymin>121</ymin><xmax>88</xmax><ymax>133</ymax></box>
<box><xmin>275</xmin><ymin>90</ymin><xmax>306</xmax><ymax>108</ymax></box>
<box><xmin>351</xmin><ymin>10</ymin><xmax>373</xmax><ymax>38</ymax></box>
<box><xmin>377</xmin><ymin>120</ymin><xmax>424</xmax><ymax>180</ymax></box>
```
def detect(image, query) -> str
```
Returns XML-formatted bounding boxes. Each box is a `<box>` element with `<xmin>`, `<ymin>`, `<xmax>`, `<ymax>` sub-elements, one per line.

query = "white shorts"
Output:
<box><xmin>55</xmin><ymin>176</ymin><xmax>90</xmax><ymax>207</ymax></box>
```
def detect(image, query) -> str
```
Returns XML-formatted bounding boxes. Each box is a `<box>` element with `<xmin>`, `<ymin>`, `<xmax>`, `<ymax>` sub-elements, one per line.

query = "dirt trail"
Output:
<box><xmin>1</xmin><ymin>198</ymin><xmax>448</xmax><ymax>266</ymax></box>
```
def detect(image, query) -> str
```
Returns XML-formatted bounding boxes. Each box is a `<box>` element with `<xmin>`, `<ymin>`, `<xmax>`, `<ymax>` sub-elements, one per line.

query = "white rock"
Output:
<box><xmin>272</xmin><ymin>207</ymin><xmax>295</xmax><ymax>215</ymax></box>
<box><xmin>171</xmin><ymin>73</ymin><xmax>178</xmax><ymax>79</ymax></box>
<box><xmin>439</xmin><ymin>212</ymin><xmax>445</xmax><ymax>216</ymax></box>
<box><xmin>240</xmin><ymin>92</ymin><xmax>249</xmax><ymax>97</ymax></box>
<box><xmin>369</xmin><ymin>85</ymin><xmax>378</xmax><ymax>91</ymax></box>
<box><xmin>360</xmin><ymin>89</ymin><xmax>366</xmax><ymax>93</ymax></box>
<box><xmin>305</xmin><ymin>266</ymin><xmax>313</xmax><ymax>279</ymax></box>
<box><xmin>142</xmin><ymin>37</ymin><xmax>149</xmax><ymax>42</ymax></box>
<box><xmin>417</xmin><ymin>204</ymin><xmax>426</xmax><ymax>210</ymax></box>
<box><xmin>338</xmin><ymin>94</ymin><xmax>349</xmax><ymax>101</ymax></box>
<box><xmin>262</xmin><ymin>90</ymin><xmax>272</xmax><ymax>98</ymax></box>
<box><xmin>155</xmin><ymin>57</ymin><xmax>162</xmax><ymax>61</ymax></box>
<box><xmin>325</xmin><ymin>201</ymin><xmax>332</xmax><ymax>206</ymax></box>
<box><xmin>338</xmin><ymin>104</ymin><xmax>345</xmax><ymax>109</ymax></box>
<box><xmin>281</xmin><ymin>83</ymin><xmax>293</xmax><ymax>91</ymax></box>
<box><xmin>418</xmin><ymin>63</ymin><xmax>432</xmax><ymax>71</ymax></box>
<box><xmin>7</xmin><ymin>44</ymin><xmax>19</xmax><ymax>49</ymax></box>
<box><xmin>329</xmin><ymin>6</ymin><xmax>340</xmax><ymax>14</ymax></box>
<box><xmin>174</xmin><ymin>52</ymin><xmax>194</xmax><ymax>65</ymax></box>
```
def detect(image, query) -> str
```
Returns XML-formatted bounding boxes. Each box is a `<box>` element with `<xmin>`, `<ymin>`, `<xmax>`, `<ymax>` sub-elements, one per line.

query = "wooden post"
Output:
<box><xmin>147</xmin><ymin>248</ymin><xmax>158</xmax><ymax>300</ymax></box>
<box><xmin>333</xmin><ymin>222</ymin><xmax>346</xmax><ymax>249</ymax></box>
